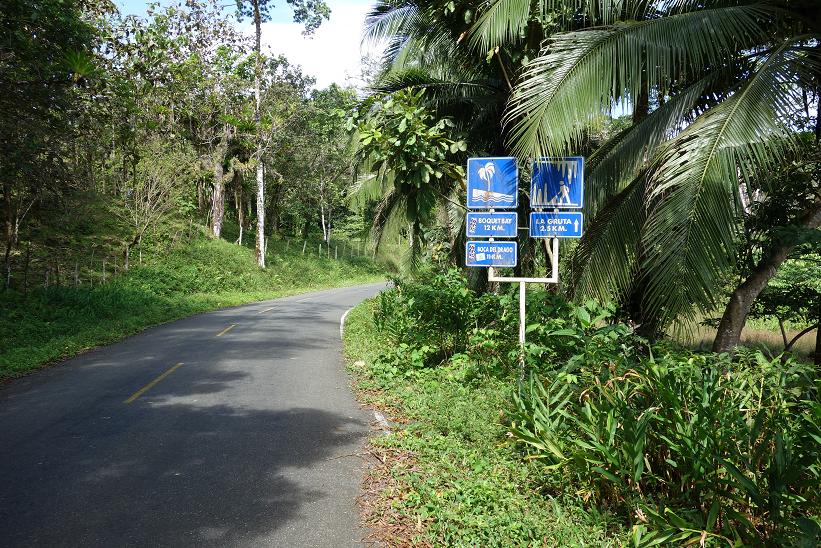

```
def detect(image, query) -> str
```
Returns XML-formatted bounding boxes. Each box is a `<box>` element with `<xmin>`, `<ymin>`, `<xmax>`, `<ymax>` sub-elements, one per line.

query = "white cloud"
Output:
<box><xmin>256</xmin><ymin>1</ymin><xmax>380</xmax><ymax>89</ymax></box>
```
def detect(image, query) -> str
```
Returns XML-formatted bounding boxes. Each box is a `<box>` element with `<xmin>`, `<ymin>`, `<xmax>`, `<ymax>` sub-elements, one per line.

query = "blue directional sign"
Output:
<box><xmin>466</xmin><ymin>212</ymin><xmax>518</xmax><ymax>238</ymax></box>
<box><xmin>465</xmin><ymin>240</ymin><xmax>517</xmax><ymax>267</ymax></box>
<box><xmin>531</xmin><ymin>157</ymin><xmax>584</xmax><ymax>209</ymax></box>
<box><xmin>467</xmin><ymin>157</ymin><xmax>518</xmax><ymax>209</ymax></box>
<box><xmin>529</xmin><ymin>212</ymin><xmax>583</xmax><ymax>239</ymax></box>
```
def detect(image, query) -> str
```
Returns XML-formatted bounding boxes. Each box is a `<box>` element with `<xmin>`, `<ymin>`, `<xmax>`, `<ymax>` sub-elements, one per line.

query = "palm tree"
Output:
<box><xmin>498</xmin><ymin>0</ymin><xmax>820</xmax><ymax>346</ymax></box>
<box><xmin>361</xmin><ymin>0</ymin><xmax>566</xmax><ymax>275</ymax></box>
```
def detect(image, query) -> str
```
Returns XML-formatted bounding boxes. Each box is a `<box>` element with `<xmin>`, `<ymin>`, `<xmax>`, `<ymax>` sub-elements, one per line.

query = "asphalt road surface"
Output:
<box><xmin>0</xmin><ymin>282</ymin><xmax>387</xmax><ymax>548</ymax></box>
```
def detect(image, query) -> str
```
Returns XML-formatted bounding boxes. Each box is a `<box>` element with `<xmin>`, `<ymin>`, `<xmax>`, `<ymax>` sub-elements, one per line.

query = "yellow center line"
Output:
<box><xmin>216</xmin><ymin>324</ymin><xmax>236</xmax><ymax>337</ymax></box>
<box><xmin>124</xmin><ymin>362</ymin><xmax>183</xmax><ymax>404</ymax></box>
<box><xmin>257</xmin><ymin>307</ymin><xmax>274</xmax><ymax>315</ymax></box>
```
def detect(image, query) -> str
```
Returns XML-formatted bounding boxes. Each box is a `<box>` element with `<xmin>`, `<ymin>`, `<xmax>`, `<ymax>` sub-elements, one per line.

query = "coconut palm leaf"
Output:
<box><xmin>639</xmin><ymin>41</ymin><xmax>805</xmax><ymax>325</ymax></box>
<box><xmin>584</xmin><ymin>69</ymin><xmax>725</xmax><ymax>216</ymax></box>
<box><xmin>364</xmin><ymin>0</ymin><xmax>465</xmax><ymax>71</ymax></box>
<box><xmin>570</xmin><ymin>175</ymin><xmax>645</xmax><ymax>301</ymax></box>
<box><xmin>504</xmin><ymin>3</ymin><xmax>778</xmax><ymax>158</ymax></box>
<box><xmin>374</xmin><ymin>68</ymin><xmax>502</xmax><ymax>105</ymax></box>
<box><xmin>467</xmin><ymin>0</ymin><xmax>532</xmax><ymax>52</ymax></box>
<box><xmin>467</xmin><ymin>0</ymin><xmax>661</xmax><ymax>52</ymax></box>
<box><xmin>370</xmin><ymin>189</ymin><xmax>407</xmax><ymax>252</ymax></box>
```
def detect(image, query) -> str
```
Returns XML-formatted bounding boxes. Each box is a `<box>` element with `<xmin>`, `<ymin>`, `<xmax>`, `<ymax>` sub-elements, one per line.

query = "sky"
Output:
<box><xmin>115</xmin><ymin>0</ymin><xmax>381</xmax><ymax>89</ymax></box>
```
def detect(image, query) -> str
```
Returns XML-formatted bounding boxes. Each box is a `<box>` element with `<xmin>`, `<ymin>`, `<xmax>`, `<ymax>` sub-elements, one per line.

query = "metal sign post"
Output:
<box><xmin>488</xmin><ymin>236</ymin><xmax>559</xmax><ymax>375</ymax></box>
<box><xmin>465</xmin><ymin>156</ymin><xmax>583</xmax><ymax>378</ymax></box>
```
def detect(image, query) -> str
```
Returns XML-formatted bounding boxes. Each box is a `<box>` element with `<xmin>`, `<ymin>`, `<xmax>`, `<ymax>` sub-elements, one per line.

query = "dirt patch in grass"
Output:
<box><xmin>360</xmin><ymin>442</ymin><xmax>429</xmax><ymax>548</ymax></box>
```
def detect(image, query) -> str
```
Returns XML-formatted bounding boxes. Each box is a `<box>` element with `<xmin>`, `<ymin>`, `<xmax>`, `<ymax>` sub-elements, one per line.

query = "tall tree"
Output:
<box><xmin>501</xmin><ymin>0</ymin><xmax>820</xmax><ymax>346</ymax></box>
<box><xmin>117</xmin><ymin>0</ymin><xmax>252</xmax><ymax>240</ymax></box>
<box><xmin>349</xmin><ymin>89</ymin><xmax>466</xmax><ymax>264</ymax></box>
<box><xmin>235</xmin><ymin>0</ymin><xmax>330</xmax><ymax>267</ymax></box>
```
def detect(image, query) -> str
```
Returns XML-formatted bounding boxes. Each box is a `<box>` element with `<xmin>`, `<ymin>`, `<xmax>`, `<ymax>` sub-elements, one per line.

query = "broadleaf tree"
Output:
<box><xmin>234</xmin><ymin>0</ymin><xmax>330</xmax><ymax>267</ymax></box>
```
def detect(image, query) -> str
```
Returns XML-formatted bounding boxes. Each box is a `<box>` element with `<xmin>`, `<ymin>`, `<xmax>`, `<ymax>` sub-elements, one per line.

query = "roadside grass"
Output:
<box><xmin>1</xmin><ymin>234</ymin><xmax>386</xmax><ymax>380</ymax></box>
<box><xmin>343</xmin><ymin>300</ymin><xmax>623</xmax><ymax>546</ymax></box>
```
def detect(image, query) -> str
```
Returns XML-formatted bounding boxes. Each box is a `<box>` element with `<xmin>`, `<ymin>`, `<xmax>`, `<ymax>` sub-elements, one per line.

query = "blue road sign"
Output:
<box><xmin>465</xmin><ymin>240</ymin><xmax>517</xmax><ymax>267</ymax></box>
<box><xmin>466</xmin><ymin>212</ymin><xmax>518</xmax><ymax>238</ymax></box>
<box><xmin>531</xmin><ymin>157</ymin><xmax>584</xmax><ymax>209</ymax></box>
<box><xmin>529</xmin><ymin>212</ymin><xmax>584</xmax><ymax>238</ymax></box>
<box><xmin>467</xmin><ymin>157</ymin><xmax>518</xmax><ymax>209</ymax></box>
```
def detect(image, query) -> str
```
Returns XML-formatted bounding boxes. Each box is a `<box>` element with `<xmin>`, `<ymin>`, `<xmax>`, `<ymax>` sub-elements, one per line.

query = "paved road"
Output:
<box><xmin>0</xmin><ymin>282</ymin><xmax>387</xmax><ymax>548</ymax></box>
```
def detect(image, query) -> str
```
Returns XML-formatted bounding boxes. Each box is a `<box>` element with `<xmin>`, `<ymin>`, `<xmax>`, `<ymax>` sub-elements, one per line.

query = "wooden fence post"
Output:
<box><xmin>302</xmin><ymin>240</ymin><xmax>307</xmax><ymax>255</ymax></box>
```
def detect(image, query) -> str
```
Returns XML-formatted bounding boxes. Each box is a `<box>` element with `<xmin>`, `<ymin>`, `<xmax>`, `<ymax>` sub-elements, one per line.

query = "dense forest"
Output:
<box><xmin>2</xmin><ymin>0</ymin><xmax>367</xmax><ymax>289</ymax></box>
<box><xmin>2</xmin><ymin>0</ymin><xmax>819</xmax><ymax>354</ymax></box>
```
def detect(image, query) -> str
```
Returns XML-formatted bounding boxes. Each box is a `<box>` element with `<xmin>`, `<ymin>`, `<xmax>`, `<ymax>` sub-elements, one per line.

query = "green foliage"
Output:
<box><xmin>344</xmin><ymin>299</ymin><xmax>622</xmax><ymax>546</ymax></box>
<box><xmin>510</xmin><ymin>347</ymin><xmax>820</xmax><ymax>546</ymax></box>
<box><xmin>753</xmin><ymin>257</ymin><xmax>821</xmax><ymax>328</ymax></box>
<box><xmin>349</xmin><ymin>89</ymin><xmax>466</xmax><ymax>261</ymax></box>
<box><xmin>234</xmin><ymin>0</ymin><xmax>329</xmax><ymax>34</ymax></box>
<box><xmin>361</xmin><ymin>272</ymin><xmax>820</xmax><ymax>545</ymax></box>
<box><xmin>498</xmin><ymin>0</ymin><xmax>820</xmax><ymax>334</ymax></box>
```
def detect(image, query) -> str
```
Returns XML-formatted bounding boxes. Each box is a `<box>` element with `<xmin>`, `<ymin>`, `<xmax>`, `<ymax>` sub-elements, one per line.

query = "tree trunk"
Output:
<box><xmin>815</xmin><ymin>298</ymin><xmax>821</xmax><ymax>367</ymax></box>
<box><xmin>268</xmin><ymin>174</ymin><xmax>283</xmax><ymax>235</ymax></box>
<box><xmin>632</xmin><ymin>55</ymin><xmax>650</xmax><ymax>125</ymax></box>
<box><xmin>253</xmin><ymin>0</ymin><xmax>265</xmax><ymax>268</ymax></box>
<box><xmin>234</xmin><ymin>183</ymin><xmax>244</xmax><ymax>245</ymax></box>
<box><xmin>712</xmin><ymin>203</ymin><xmax>821</xmax><ymax>353</ymax></box>
<box><xmin>22</xmin><ymin>242</ymin><xmax>30</xmax><ymax>293</ymax></box>
<box><xmin>210</xmin><ymin>129</ymin><xmax>230</xmax><ymax>238</ymax></box>
<box><xmin>197</xmin><ymin>180</ymin><xmax>206</xmax><ymax>214</ymax></box>
<box><xmin>320</xmin><ymin>204</ymin><xmax>329</xmax><ymax>242</ymax></box>
<box><xmin>3</xmin><ymin>182</ymin><xmax>18</xmax><ymax>290</ymax></box>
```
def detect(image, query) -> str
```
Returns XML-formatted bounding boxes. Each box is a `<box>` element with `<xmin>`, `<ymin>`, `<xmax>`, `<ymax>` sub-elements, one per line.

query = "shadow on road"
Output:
<box><xmin>0</xmin><ymin>404</ymin><xmax>367</xmax><ymax>547</ymax></box>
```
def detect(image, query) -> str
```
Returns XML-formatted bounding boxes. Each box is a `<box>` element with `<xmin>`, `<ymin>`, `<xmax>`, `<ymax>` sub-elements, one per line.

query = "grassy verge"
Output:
<box><xmin>342</xmin><ymin>299</ymin><xmax>622</xmax><ymax>546</ymax></box>
<box><xmin>1</xmin><ymin>235</ymin><xmax>385</xmax><ymax>380</ymax></box>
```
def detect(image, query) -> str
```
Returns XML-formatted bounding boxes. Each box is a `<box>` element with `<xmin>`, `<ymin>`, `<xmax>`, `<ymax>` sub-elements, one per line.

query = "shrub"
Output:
<box><xmin>368</xmin><ymin>273</ymin><xmax>820</xmax><ymax>545</ymax></box>
<box><xmin>373</xmin><ymin>269</ymin><xmax>497</xmax><ymax>367</ymax></box>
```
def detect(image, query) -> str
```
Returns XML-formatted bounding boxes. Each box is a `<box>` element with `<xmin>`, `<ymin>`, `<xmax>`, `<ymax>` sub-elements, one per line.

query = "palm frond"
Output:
<box><xmin>504</xmin><ymin>3</ymin><xmax>778</xmax><ymax>158</ymax></box>
<box><xmin>467</xmin><ymin>0</ymin><xmax>532</xmax><ymax>53</ymax></box>
<box><xmin>363</xmin><ymin>0</ymin><xmax>421</xmax><ymax>46</ymax></box>
<box><xmin>584</xmin><ymin>69</ymin><xmax>723</xmax><ymax>216</ymax></box>
<box><xmin>640</xmin><ymin>41</ymin><xmax>804</xmax><ymax>325</ymax></box>
<box><xmin>370</xmin><ymin>190</ymin><xmax>406</xmax><ymax>252</ymax></box>
<box><xmin>570</xmin><ymin>175</ymin><xmax>645</xmax><ymax>301</ymax></box>
<box><xmin>467</xmin><ymin>0</ymin><xmax>662</xmax><ymax>52</ymax></box>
